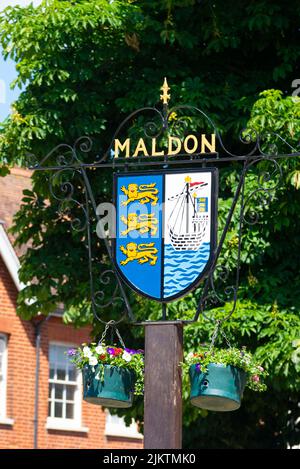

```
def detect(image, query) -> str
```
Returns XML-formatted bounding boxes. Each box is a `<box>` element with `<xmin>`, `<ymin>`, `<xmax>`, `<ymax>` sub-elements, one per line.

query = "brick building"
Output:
<box><xmin>0</xmin><ymin>168</ymin><xmax>143</xmax><ymax>449</ymax></box>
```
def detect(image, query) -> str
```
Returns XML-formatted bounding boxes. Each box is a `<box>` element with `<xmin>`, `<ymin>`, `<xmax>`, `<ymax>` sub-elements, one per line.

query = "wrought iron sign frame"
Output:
<box><xmin>30</xmin><ymin>79</ymin><xmax>300</xmax><ymax>326</ymax></box>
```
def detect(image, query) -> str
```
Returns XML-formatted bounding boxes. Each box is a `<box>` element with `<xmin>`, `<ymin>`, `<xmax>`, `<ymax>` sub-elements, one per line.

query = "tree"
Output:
<box><xmin>0</xmin><ymin>0</ymin><xmax>300</xmax><ymax>447</ymax></box>
<box><xmin>180</xmin><ymin>90</ymin><xmax>300</xmax><ymax>448</ymax></box>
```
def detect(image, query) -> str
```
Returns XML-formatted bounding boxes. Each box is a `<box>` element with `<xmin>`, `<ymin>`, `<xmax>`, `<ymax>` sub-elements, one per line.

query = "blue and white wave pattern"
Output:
<box><xmin>163</xmin><ymin>242</ymin><xmax>210</xmax><ymax>298</ymax></box>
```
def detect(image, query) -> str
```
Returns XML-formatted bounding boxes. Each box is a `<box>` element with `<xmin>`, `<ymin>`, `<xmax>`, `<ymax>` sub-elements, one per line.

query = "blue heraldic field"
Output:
<box><xmin>114</xmin><ymin>170</ymin><xmax>215</xmax><ymax>302</ymax></box>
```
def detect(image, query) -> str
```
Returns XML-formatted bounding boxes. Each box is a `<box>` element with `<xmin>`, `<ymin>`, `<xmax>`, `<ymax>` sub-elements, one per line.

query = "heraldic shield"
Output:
<box><xmin>114</xmin><ymin>169</ymin><xmax>218</xmax><ymax>302</ymax></box>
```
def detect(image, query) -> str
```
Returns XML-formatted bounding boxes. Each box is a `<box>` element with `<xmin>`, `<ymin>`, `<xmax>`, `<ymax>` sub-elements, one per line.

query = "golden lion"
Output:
<box><xmin>121</xmin><ymin>183</ymin><xmax>158</xmax><ymax>206</ymax></box>
<box><xmin>120</xmin><ymin>242</ymin><xmax>158</xmax><ymax>266</ymax></box>
<box><xmin>121</xmin><ymin>213</ymin><xmax>158</xmax><ymax>235</ymax></box>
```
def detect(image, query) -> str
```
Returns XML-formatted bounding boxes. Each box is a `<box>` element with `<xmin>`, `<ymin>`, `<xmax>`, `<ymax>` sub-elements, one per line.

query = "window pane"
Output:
<box><xmin>56</xmin><ymin>346</ymin><xmax>67</xmax><ymax>363</ymax></box>
<box><xmin>66</xmin><ymin>403</ymin><xmax>74</xmax><ymax>419</ymax></box>
<box><xmin>68</xmin><ymin>368</ymin><xmax>76</xmax><ymax>382</ymax></box>
<box><xmin>48</xmin><ymin>344</ymin><xmax>80</xmax><ymax>422</ymax></box>
<box><xmin>55</xmin><ymin>384</ymin><xmax>64</xmax><ymax>400</ymax></box>
<box><xmin>57</xmin><ymin>368</ymin><xmax>66</xmax><ymax>381</ymax></box>
<box><xmin>49</xmin><ymin>383</ymin><xmax>54</xmax><ymax>399</ymax></box>
<box><xmin>49</xmin><ymin>367</ymin><xmax>55</xmax><ymax>380</ymax></box>
<box><xmin>66</xmin><ymin>386</ymin><xmax>75</xmax><ymax>401</ymax></box>
<box><xmin>49</xmin><ymin>346</ymin><xmax>56</xmax><ymax>364</ymax></box>
<box><xmin>54</xmin><ymin>402</ymin><xmax>63</xmax><ymax>418</ymax></box>
<box><xmin>0</xmin><ymin>338</ymin><xmax>5</xmax><ymax>353</ymax></box>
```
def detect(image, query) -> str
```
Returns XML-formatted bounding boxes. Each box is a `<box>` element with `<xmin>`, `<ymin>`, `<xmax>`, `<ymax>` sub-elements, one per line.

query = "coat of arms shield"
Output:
<box><xmin>113</xmin><ymin>169</ymin><xmax>218</xmax><ymax>302</ymax></box>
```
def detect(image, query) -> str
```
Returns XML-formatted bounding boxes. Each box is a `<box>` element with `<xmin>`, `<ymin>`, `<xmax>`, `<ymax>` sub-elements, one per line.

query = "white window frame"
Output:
<box><xmin>46</xmin><ymin>341</ymin><xmax>88</xmax><ymax>432</ymax></box>
<box><xmin>0</xmin><ymin>334</ymin><xmax>7</xmax><ymax>418</ymax></box>
<box><xmin>105</xmin><ymin>411</ymin><xmax>143</xmax><ymax>440</ymax></box>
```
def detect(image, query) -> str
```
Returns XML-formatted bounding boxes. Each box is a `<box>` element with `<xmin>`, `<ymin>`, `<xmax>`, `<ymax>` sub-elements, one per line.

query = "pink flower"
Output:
<box><xmin>252</xmin><ymin>375</ymin><xmax>260</xmax><ymax>382</ymax></box>
<box><xmin>258</xmin><ymin>366</ymin><xmax>264</xmax><ymax>372</ymax></box>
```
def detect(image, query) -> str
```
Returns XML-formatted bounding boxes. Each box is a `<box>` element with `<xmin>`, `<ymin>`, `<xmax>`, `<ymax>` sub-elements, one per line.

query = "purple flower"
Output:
<box><xmin>67</xmin><ymin>348</ymin><xmax>77</xmax><ymax>356</ymax></box>
<box><xmin>107</xmin><ymin>348</ymin><xmax>115</xmax><ymax>355</ymax></box>
<box><xmin>195</xmin><ymin>363</ymin><xmax>201</xmax><ymax>372</ymax></box>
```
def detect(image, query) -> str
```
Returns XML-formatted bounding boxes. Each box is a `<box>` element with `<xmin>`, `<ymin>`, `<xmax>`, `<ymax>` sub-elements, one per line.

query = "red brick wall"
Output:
<box><xmin>0</xmin><ymin>256</ymin><xmax>143</xmax><ymax>449</ymax></box>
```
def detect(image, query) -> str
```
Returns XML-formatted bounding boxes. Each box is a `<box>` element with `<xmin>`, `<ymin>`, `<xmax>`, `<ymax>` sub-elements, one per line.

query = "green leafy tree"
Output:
<box><xmin>180</xmin><ymin>91</ymin><xmax>300</xmax><ymax>448</ymax></box>
<box><xmin>0</xmin><ymin>0</ymin><xmax>300</xmax><ymax>448</ymax></box>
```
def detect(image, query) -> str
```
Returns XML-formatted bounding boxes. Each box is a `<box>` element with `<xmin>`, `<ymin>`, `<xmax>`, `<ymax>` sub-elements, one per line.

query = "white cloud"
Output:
<box><xmin>0</xmin><ymin>79</ymin><xmax>6</xmax><ymax>104</ymax></box>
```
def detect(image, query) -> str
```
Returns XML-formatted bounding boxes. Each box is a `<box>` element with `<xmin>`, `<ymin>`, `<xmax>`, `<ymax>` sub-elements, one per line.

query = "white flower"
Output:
<box><xmin>187</xmin><ymin>352</ymin><xmax>194</xmax><ymax>360</ymax></box>
<box><xmin>122</xmin><ymin>351</ymin><xmax>132</xmax><ymax>362</ymax></box>
<box><xmin>83</xmin><ymin>346</ymin><xmax>93</xmax><ymax>358</ymax></box>
<box><xmin>89</xmin><ymin>356</ymin><xmax>98</xmax><ymax>366</ymax></box>
<box><xmin>95</xmin><ymin>345</ymin><xmax>105</xmax><ymax>355</ymax></box>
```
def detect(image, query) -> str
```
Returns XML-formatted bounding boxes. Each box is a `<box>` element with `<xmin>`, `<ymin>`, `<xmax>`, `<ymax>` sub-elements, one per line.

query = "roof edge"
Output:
<box><xmin>10</xmin><ymin>167</ymin><xmax>33</xmax><ymax>178</ymax></box>
<box><xmin>0</xmin><ymin>224</ymin><xmax>25</xmax><ymax>291</ymax></box>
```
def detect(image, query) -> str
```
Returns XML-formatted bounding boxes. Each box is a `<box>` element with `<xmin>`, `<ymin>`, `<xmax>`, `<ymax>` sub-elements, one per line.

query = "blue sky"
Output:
<box><xmin>0</xmin><ymin>1</ymin><xmax>41</xmax><ymax>121</ymax></box>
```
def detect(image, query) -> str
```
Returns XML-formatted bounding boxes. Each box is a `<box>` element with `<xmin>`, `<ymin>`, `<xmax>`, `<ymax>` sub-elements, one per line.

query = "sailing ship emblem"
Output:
<box><xmin>168</xmin><ymin>176</ymin><xmax>209</xmax><ymax>251</ymax></box>
<box><xmin>114</xmin><ymin>169</ymin><xmax>218</xmax><ymax>302</ymax></box>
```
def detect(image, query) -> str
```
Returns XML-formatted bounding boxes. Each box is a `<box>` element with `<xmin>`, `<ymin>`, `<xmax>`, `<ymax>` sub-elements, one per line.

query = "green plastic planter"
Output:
<box><xmin>82</xmin><ymin>364</ymin><xmax>135</xmax><ymax>408</ymax></box>
<box><xmin>189</xmin><ymin>363</ymin><xmax>247</xmax><ymax>411</ymax></box>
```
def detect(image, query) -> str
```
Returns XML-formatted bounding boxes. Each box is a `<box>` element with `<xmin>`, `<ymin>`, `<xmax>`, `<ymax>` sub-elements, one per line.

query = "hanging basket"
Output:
<box><xmin>189</xmin><ymin>363</ymin><xmax>247</xmax><ymax>411</ymax></box>
<box><xmin>83</xmin><ymin>364</ymin><xmax>136</xmax><ymax>408</ymax></box>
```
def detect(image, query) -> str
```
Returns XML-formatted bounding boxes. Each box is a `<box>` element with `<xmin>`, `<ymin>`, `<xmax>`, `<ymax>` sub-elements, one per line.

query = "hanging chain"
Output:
<box><xmin>114</xmin><ymin>326</ymin><xmax>126</xmax><ymax>348</ymax></box>
<box><xmin>98</xmin><ymin>320</ymin><xmax>126</xmax><ymax>348</ymax></box>
<box><xmin>98</xmin><ymin>320</ymin><xmax>114</xmax><ymax>344</ymax></box>
<box><xmin>210</xmin><ymin>320</ymin><xmax>232</xmax><ymax>350</ymax></box>
<box><xmin>210</xmin><ymin>320</ymin><xmax>221</xmax><ymax>350</ymax></box>
<box><xmin>220</xmin><ymin>328</ymin><xmax>232</xmax><ymax>349</ymax></box>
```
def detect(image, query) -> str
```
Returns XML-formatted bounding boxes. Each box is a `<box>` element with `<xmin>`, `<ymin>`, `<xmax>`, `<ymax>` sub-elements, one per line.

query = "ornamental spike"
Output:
<box><xmin>160</xmin><ymin>77</ymin><xmax>170</xmax><ymax>105</ymax></box>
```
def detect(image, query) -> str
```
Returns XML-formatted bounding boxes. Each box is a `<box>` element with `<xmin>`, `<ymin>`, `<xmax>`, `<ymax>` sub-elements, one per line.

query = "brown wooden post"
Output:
<box><xmin>143</xmin><ymin>321</ymin><xmax>183</xmax><ymax>449</ymax></box>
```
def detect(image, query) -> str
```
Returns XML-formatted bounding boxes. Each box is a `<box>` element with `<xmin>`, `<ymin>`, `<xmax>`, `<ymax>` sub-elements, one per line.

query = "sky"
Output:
<box><xmin>0</xmin><ymin>0</ymin><xmax>42</xmax><ymax>121</ymax></box>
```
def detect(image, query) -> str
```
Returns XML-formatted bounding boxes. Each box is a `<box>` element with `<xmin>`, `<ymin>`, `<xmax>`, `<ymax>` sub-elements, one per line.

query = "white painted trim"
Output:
<box><xmin>50</xmin><ymin>310</ymin><xmax>64</xmax><ymax>318</ymax></box>
<box><xmin>0</xmin><ymin>334</ymin><xmax>8</xmax><ymax>418</ymax></box>
<box><xmin>0</xmin><ymin>417</ymin><xmax>14</xmax><ymax>426</ymax></box>
<box><xmin>0</xmin><ymin>224</ymin><xmax>25</xmax><ymax>291</ymax></box>
<box><xmin>105</xmin><ymin>412</ymin><xmax>143</xmax><ymax>440</ymax></box>
<box><xmin>46</xmin><ymin>418</ymin><xmax>89</xmax><ymax>433</ymax></box>
<box><xmin>48</xmin><ymin>342</ymin><xmax>83</xmax><ymax>428</ymax></box>
<box><xmin>49</xmin><ymin>340</ymin><xmax>80</xmax><ymax>348</ymax></box>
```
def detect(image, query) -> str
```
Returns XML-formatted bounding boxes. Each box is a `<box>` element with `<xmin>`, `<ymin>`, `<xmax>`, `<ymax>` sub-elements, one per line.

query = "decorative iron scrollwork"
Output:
<box><xmin>28</xmin><ymin>80</ymin><xmax>300</xmax><ymax>325</ymax></box>
<box><xmin>242</xmin><ymin>157</ymin><xmax>282</xmax><ymax>225</ymax></box>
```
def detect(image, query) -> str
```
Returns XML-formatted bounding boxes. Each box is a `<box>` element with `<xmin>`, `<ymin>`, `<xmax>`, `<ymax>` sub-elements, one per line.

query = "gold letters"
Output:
<box><xmin>114</xmin><ymin>138</ymin><xmax>130</xmax><ymax>158</ymax></box>
<box><xmin>132</xmin><ymin>138</ymin><xmax>149</xmax><ymax>157</ymax></box>
<box><xmin>151</xmin><ymin>138</ymin><xmax>164</xmax><ymax>157</ymax></box>
<box><xmin>183</xmin><ymin>135</ymin><xmax>198</xmax><ymax>154</ymax></box>
<box><xmin>201</xmin><ymin>133</ymin><xmax>216</xmax><ymax>154</ymax></box>
<box><xmin>168</xmin><ymin>136</ymin><xmax>182</xmax><ymax>156</ymax></box>
<box><xmin>114</xmin><ymin>134</ymin><xmax>216</xmax><ymax>158</ymax></box>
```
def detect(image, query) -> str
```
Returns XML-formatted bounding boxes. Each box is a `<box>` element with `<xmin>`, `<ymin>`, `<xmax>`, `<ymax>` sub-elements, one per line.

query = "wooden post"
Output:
<box><xmin>143</xmin><ymin>321</ymin><xmax>183</xmax><ymax>449</ymax></box>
